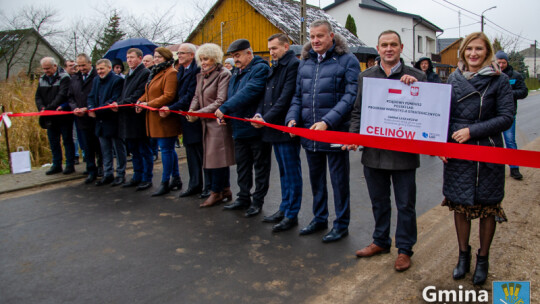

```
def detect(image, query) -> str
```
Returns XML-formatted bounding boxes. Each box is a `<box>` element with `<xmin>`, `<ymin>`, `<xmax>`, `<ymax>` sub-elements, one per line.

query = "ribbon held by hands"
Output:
<box><xmin>3</xmin><ymin>103</ymin><xmax>540</xmax><ymax>169</ymax></box>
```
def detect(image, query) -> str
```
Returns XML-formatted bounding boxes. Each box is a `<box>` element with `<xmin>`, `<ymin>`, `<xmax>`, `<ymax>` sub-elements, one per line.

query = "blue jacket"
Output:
<box><xmin>87</xmin><ymin>71</ymin><xmax>124</xmax><ymax>137</ymax></box>
<box><xmin>444</xmin><ymin>69</ymin><xmax>514</xmax><ymax>206</ymax></box>
<box><xmin>169</xmin><ymin>60</ymin><xmax>202</xmax><ymax>145</ymax></box>
<box><xmin>219</xmin><ymin>55</ymin><xmax>270</xmax><ymax>139</ymax></box>
<box><xmin>285</xmin><ymin>34</ymin><xmax>360</xmax><ymax>152</ymax></box>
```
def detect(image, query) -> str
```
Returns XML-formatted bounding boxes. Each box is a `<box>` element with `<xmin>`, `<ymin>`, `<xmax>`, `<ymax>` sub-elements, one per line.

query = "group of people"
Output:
<box><xmin>35</xmin><ymin>18</ymin><xmax>525</xmax><ymax>285</ymax></box>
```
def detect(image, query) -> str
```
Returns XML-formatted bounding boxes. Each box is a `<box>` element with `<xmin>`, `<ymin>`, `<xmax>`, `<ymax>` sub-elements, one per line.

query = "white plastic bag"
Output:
<box><xmin>11</xmin><ymin>146</ymin><xmax>31</xmax><ymax>174</ymax></box>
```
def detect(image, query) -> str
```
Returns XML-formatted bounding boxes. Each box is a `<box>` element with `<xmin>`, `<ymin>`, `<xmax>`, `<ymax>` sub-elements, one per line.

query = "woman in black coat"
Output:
<box><xmin>441</xmin><ymin>32</ymin><xmax>514</xmax><ymax>285</ymax></box>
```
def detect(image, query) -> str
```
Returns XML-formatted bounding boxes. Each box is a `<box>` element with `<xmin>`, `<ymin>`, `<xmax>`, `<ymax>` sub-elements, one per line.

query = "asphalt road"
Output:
<box><xmin>1</xmin><ymin>93</ymin><xmax>539</xmax><ymax>304</ymax></box>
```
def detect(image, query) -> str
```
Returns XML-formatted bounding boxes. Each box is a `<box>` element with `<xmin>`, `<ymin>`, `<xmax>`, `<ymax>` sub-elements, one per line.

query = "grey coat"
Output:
<box><xmin>443</xmin><ymin>69</ymin><xmax>514</xmax><ymax>206</ymax></box>
<box><xmin>190</xmin><ymin>66</ymin><xmax>235</xmax><ymax>169</ymax></box>
<box><xmin>350</xmin><ymin>59</ymin><xmax>427</xmax><ymax>170</ymax></box>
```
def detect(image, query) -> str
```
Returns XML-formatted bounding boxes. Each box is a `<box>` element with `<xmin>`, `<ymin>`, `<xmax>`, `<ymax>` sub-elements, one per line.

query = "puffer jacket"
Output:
<box><xmin>444</xmin><ymin>69</ymin><xmax>514</xmax><ymax>206</ymax></box>
<box><xmin>501</xmin><ymin>65</ymin><xmax>528</xmax><ymax>114</ymax></box>
<box><xmin>219</xmin><ymin>56</ymin><xmax>269</xmax><ymax>139</ymax></box>
<box><xmin>285</xmin><ymin>34</ymin><xmax>360</xmax><ymax>152</ymax></box>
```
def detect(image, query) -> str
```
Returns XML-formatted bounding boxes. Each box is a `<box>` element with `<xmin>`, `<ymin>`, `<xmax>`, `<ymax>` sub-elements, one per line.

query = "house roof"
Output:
<box><xmin>0</xmin><ymin>28</ymin><xmax>64</xmax><ymax>62</ymax></box>
<box><xmin>437</xmin><ymin>38</ymin><xmax>459</xmax><ymax>53</ymax></box>
<box><xmin>440</xmin><ymin>37</ymin><xmax>463</xmax><ymax>54</ymax></box>
<box><xmin>186</xmin><ymin>0</ymin><xmax>366</xmax><ymax>47</ymax></box>
<box><xmin>324</xmin><ymin>0</ymin><xmax>443</xmax><ymax>33</ymax></box>
<box><xmin>519</xmin><ymin>45</ymin><xmax>540</xmax><ymax>57</ymax></box>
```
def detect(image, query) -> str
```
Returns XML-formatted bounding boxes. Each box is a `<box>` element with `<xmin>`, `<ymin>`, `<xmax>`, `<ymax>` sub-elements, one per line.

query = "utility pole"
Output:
<box><xmin>300</xmin><ymin>0</ymin><xmax>307</xmax><ymax>44</ymax></box>
<box><xmin>480</xmin><ymin>6</ymin><xmax>496</xmax><ymax>32</ymax></box>
<box><xmin>535</xmin><ymin>40</ymin><xmax>537</xmax><ymax>78</ymax></box>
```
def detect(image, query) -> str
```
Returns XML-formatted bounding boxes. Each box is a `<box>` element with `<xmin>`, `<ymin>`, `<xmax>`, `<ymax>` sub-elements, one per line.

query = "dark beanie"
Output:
<box><xmin>495</xmin><ymin>50</ymin><xmax>509</xmax><ymax>62</ymax></box>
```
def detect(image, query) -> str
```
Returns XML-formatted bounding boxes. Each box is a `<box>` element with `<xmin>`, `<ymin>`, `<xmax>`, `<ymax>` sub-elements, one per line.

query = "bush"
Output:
<box><xmin>525</xmin><ymin>78</ymin><xmax>540</xmax><ymax>91</ymax></box>
<box><xmin>0</xmin><ymin>78</ymin><xmax>52</xmax><ymax>173</ymax></box>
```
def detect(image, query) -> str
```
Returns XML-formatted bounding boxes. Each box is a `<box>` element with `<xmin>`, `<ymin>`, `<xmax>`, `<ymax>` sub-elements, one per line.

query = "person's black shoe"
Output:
<box><xmin>472</xmin><ymin>253</ymin><xmax>489</xmax><ymax>285</ymax></box>
<box><xmin>199</xmin><ymin>189</ymin><xmax>211</xmax><ymax>199</ymax></box>
<box><xmin>262</xmin><ymin>210</ymin><xmax>285</xmax><ymax>223</ymax></box>
<box><xmin>179</xmin><ymin>187</ymin><xmax>202</xmax><ymax>198</ymax></box>
<box><xmin>151</xmin><ymin>182</ymin><xmax>170</xmax><ymax>196</ymax></box>
<box><xmin>84</xmin><ymin>173</ymin><xmax>96</xmax><ymax>184</ymax></box>
<box><xmin>244</xmin><ymin>204</ymin><xmax>262</xmax><ymax>217</ymax></box>
<box><xmin>169</xmin><ymin>177</ymin><xmax>182</xmax><ymax>191</ymax></box>
<box><xmin>97</xmin><ymin>167</ymin><xmax>104</xmax><ymax>177</ymax></box>
<box><xmin>322</xmin><ymin>227</ymin><xmax>349</xmax><ymax>243</ymax></box>
<box><xmin>137</xmin><ymin>181</ymin><xmax>153</xmax><ymax>191</ymax></box>
<box><xmin>272</xmin><ymin>217</ymin><xmax>298</xmax><ymax>232</ymax></box>
<box><xmin>74</xmin><ymin>158</ymin><xmax>80</xmax><ymax>165</ymax></box>
<box><xmin>510</xmin><ymin>168</ymin><xmax>523</xmax><ymax>180</ymax></box>
<box><xmin>111</xmin><ymin>176</ymin><xmax>125</xmax><ymax>187</ymax></box>
<box><xmin>95</xmin><ymin>175</ymin><xmax>114</xmax><ymax>186</ymax></box>
<box><xmin>82</xmin><ymin>170</ymin><xmax>89</xmax><ymax>175</ymax></box>
<box><xmin>223</xmin><ymin>200</ymin><xmax>250</xmax><ymax>210</ymax></box>
<box><xmin>453</xmin><ymin>245</ymin><xmax>471</xmax><ymax>280</ymax></box>
<box><xmin>299</xmin><ymin>221</ymin><xmax>328</xmax><ymax>236</ymax></box>
<box><xmin>62</xmin><ymin>166</ymin><xmax>75</xmax><ymax>174</ymax></box>
<box><xmin>122</xmin><ymin>179</ymin><xmax>141</xmax><ymax>188</ymax></box>
<box><xmin>46</xmin><ymin>166</ymin><xmax>62</xmax><ymax>175</ymax></box>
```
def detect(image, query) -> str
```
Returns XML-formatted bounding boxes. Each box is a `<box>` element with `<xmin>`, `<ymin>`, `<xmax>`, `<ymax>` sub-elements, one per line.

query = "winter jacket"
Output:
<box><xmin>68</xmin><ymin>68</ymin><xmax>98</xmax><ymax>130</ymax></box>
<box><xmin>35</xmin><ymin>68</ymin><xmax>72</xmax><ymax>129</ymax></box>
<box><xmin>87</xmin><ymin>71</ymin><xmax>124</xmax><ymax>137</ymax></box>
<box><xmin>285</xmin><ymin>34</ymin><xmax>360</xmax><ymax>152</ymax></box>
<box><xmin>169</xmin><ymin>60</ymin><xmax>202</xmax><ymax>145</ymax></box>
<box><xmin>350</xmin><ymin>59</ymin><xmax>427</xmax><ymax>170</ymax></box>
<box><xmin>414</xmin><ymin>57</ymin><xmax>441</xmax><ymax>83</ymax></box>
<box><xmin>444</xmin><ymin>69</ymin><xmax>514</xmax><ymax>206</ymax></box>
<box><xmin>117</xmin><ymin>63</ymin><xmax>150</xmax><ymax>139</ymax></box>
<box><xmin>219</xmin><ymin>56</ymin><xmax>269</xmax><ymax>139</ymax></box>
<box><xmin>501</xmin><ymin>65</ymin><xmax>528</xmax><ymax>114</ymax></box>
<box><xmin>258</xmin><ymin>50</ymin><xmax>300</xmax><ymax>143</ymax></box>
<box><xmin>138</xmin><ymin>65</ymin><xmax>180</xmax><ymax>138</ymax></box>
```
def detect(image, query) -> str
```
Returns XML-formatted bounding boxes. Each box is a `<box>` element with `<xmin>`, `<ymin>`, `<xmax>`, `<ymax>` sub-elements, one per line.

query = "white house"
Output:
<box><xmin>324</xmin><ymin>0</ymin><xmax>443</xmax><ymax>66</ymax></box>
<box><xmin>519</xmin><ymin>44</ymin><xmax>540</xmax><ymax>78</ymax></box>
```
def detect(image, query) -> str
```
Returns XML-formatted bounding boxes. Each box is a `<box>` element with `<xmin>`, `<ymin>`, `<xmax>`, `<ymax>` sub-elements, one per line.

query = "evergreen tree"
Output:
<box><xmin>345</xmin><ymin>14</ymin><xmax>357</xmax><ymax>38</ymax></box>
<box><xmin>492</xmin><ymin>38</ymin><xmax>503</xmax><ymax>53</ymax></box>
<box><xmin>508</xmin><ymin>51</ymin><xmax>528</xmax><ymax>77</ymax></box>
<box><xmin>91</xmin><ymin>10</ymin><xmax>125</xmax><ymax>64</ymax></box>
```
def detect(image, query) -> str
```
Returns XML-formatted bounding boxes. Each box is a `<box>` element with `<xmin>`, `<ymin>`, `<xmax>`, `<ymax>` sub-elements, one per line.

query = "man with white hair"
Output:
<box><xmin>35</xmin><ymin>57</ymin><xmax>75</xmax><ymax>175</ymax></box>
<box><xmin>87</xmin><ymin>58</ymin><xmax>125</xmax><ymax>186</ymax></box>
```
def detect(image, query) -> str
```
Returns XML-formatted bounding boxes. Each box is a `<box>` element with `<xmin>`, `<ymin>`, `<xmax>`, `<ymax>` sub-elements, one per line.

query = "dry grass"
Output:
<box><xmin>0</xmin><ymin>78</ymin><xmax>52</xmax><ymax>173</ymax></box>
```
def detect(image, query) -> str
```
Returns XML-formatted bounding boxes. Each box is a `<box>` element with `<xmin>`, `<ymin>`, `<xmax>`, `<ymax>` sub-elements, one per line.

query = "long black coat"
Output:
<box><xmin>169</xmin><ymin>60</ymin><xmax>202</xmax><ymax>145</ymax></box>
<box><xmin>258</xmin><ymin>50</ymin><xmax>299</xmax><ymax>143</ymax></box>
<box><xmin>118</xmin><ymin>64</ymin><xmax>150</xmax><ymax>139</ymax></box>
<box><xmin>68</xmin><ymin>68</ymin><xmax>98</xmax><ymax>130</ymax></box>
<box><xmin>444</xmin><ymin>69</ymin><xmax>514</xmax><ymax>206</ymax></box>
<box><xmin>87</xmin><ymin>72</ymin><xmax>124</xmax><ymax>138</ymax></box>
<box><xmin>35</xmin><ymin>69</ymin><xmax>72</xmax><ymax>129</ymax></box>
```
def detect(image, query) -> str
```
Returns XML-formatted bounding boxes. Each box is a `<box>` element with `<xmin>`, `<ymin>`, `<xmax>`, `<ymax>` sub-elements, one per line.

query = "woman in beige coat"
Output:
<box><xmin>187</xmin><ymin>43</ymin><xmax>234</xmax><ymax>207</ymax></box>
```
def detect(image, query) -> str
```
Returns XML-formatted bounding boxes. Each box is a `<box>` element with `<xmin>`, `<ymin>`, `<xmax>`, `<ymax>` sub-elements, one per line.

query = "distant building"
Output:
<box><xmin>436</xmin><ymin>38</ymin><xmax>462</xmax><ymax>81</ymax></box>
<box><xmin>324</xmin><ymin>0</ymin><xmax>443</xmax><ymax>66</ymax></box>
<box><xmin>519</xmin><ymin>44</ymin><xmax>540</xmax><ymax>78</ymax></box>
<box><xmin>185</xmin><ymin>0</ymin><xmax>370</xmax><ymax>63</ymax></box>
<box><xmin>0</xmin><ymin>28</ymin><xmax>65</xmax><ymax>81</ymax></box>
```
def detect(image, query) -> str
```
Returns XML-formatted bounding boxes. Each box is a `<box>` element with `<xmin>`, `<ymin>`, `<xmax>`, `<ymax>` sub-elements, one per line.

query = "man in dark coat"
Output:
<box><xmin>496</xmin><ymin>50</ymin><xmax>528</xmax><ymax>180</ymax></box>
<box><xmin>35</xmin><ymin>57</ymin><xmax>75</xmax><ymax>175</ymax></box>
<box><xmin>252</xmin><ymin>33</ymin><xmax>302</xmax><ymax>232</ymax></box>
<box><xmin>87</xmin><ymin>59</ymin><xmax>125</xmax><ymax>186</ymax></box>
<box><xmin>70</xmin><ymin>53</ymin><xmax>104</xmax><ymax>183</ymax></box>
<box><xmin>163</xmin><ymin>43</ymin><xmax>210</xmax><ymax>198</ymax></box>
<box><xmin>285</xmin><ymin>20</ymin><xmax>359</xmax><ymax>243</ymax></box>
<box><xmin>348</xmin><ymin>30</ymin><xmax>427</xmax><ymax>271</ymax></box>
<box><xmin>216</xmin><ymin>38</ymin><xmax>271</xmax><ymax>217</ymax></box>
<box><xmin>414</xmin><ymin>57</ymin><xmax>441</xmax><ymax>83</ymax></box>
<box><xmin>115</xmin><ymin>48</ymin><xmax>153</xmax><ymax>191</ymax></box>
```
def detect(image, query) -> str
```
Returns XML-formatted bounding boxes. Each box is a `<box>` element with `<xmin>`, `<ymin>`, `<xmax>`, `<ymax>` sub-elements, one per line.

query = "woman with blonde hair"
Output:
<box><xmin>136</xmin><ymin>47</ymin><xmax>181</xmax><ymax>196</ymax></box>
<box><xmin>441</xmin><ymin>32</ymin><xmax>514</xmax><ymax>285</ymax></box>
<box><xmin>187</xmin><ymin>43</ymin><xmax>234</xmax><ymax>207</ymax></box>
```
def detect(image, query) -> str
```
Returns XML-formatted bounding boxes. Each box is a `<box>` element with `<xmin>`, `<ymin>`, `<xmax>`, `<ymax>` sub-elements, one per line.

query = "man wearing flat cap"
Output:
<box><xmin>216</xmin><ymin>39</ymin><xmax>271</xmax><ymax>217</ymax></box>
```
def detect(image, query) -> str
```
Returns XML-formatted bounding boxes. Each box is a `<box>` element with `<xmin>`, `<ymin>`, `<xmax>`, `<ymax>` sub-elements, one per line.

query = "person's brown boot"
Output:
<box><xmin>200</xmin><ymin>191</ymin><xmax>224</xmax><ymax>208</ymax></box>
<box><xmin>355</xmin><ymin>243</ymin><xmax>390</xmax><ymax>257</ymax></box>
<box><xmin>394</xmin><ymin>253</ymin><xmax>411</xmax><ymax>272</ymax></box>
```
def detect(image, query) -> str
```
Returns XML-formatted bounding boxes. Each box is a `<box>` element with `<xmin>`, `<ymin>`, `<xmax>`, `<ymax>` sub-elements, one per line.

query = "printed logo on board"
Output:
<box><xmin>410</xmin><ymin>86</ymin><xmax>419</xmax><ymax>96</ymax></box>
<box><xmin>493</xmin><ymin>281</ymin><xmax>530</xmax><ymax>304</ymax></box>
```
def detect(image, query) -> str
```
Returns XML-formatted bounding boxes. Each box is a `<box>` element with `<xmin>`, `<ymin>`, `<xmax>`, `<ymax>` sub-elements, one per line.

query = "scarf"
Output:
<box><xmin>201</xmin><ymin>63</ymin><xmax>221</xmax><ymax>78</ymax></box>
<box><xmin>147</xmin><ymin>59</ymin><xmax>174</xmax><ymax>84</ymax></box>
<box><xmin>458</xmin><ymin>60</ymin><xmax>501</xmax><ymax>80</ymax></box>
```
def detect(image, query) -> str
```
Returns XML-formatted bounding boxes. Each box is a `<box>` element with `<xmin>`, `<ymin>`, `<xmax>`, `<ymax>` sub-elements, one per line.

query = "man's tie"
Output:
<box><xmin>83</xmin><ymin>74</ymin><xmax>88</xmax><ymax>82</ymax></box>
<box><xmin>318</xmin><ymin>54</ymin><xmax>323</xmax><ymax>63</ymax></box>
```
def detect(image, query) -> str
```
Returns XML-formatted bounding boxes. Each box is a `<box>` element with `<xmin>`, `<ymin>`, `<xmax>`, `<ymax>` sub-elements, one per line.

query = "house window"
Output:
<box><xmin>417</xmin><ymin>36</ymin><xmax>423</xmax><ymax>54</ymax></box>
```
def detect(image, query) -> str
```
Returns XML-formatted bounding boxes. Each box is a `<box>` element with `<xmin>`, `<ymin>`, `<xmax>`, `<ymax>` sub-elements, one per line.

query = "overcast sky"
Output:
<box><xmin>1</xmin><ymin>0</ymin><xmax>538</xmax><ymax>50</ymax></box>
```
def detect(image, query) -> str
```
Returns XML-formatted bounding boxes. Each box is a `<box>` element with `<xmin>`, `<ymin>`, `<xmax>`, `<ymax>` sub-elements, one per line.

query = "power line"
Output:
<box><xmin>440</xmin><ymin>0</ymin><xmax>480</xmax><ymax>17</ymax></box>
<box><xmin>484</xmin><ymin>17</ymin><xmax>534</xmax><ymax>43</ymax></box>
<box><xmin>443</xmin><ymin>21</ymin><xmax>479</xmax><ymax>31</ymax></box>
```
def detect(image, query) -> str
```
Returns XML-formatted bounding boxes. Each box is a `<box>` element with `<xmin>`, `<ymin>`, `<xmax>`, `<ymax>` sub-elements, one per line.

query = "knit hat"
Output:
<box><xmin>224</xmin><ymin>58</ymin><xmax>235</xmax><ymax>66</ymax></box>
<box><xmin>495</xmin><ymin>50</ymin><xmax>509</xmax><ymax>62</ymax></box>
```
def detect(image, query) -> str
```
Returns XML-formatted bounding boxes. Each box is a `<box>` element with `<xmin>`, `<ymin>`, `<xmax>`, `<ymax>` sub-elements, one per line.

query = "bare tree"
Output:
<box><xmin>124</xmin><ymin>4</ymin><xmax>187</xmax><ymax>45</ymax></box>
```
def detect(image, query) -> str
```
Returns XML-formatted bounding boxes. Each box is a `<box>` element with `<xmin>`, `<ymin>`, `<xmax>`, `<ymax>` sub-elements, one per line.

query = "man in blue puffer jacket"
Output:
<box><xmin>216</xmin><ymin>39</ymin><xmax>271</xmax><ymax>217</ymax></box>
<box><xmin>285</xmin><ymin>19</ymin><xmax>360</xmax><ymax>243</ymax></box>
